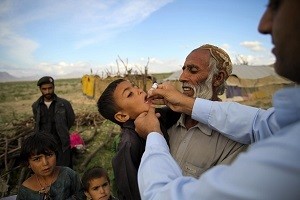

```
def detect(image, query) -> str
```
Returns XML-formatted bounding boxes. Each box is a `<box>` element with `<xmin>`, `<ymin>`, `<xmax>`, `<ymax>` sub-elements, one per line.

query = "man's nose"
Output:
<box><xmin>179</xmin><ymin>70</ymin><xmax>189</xmax><ymax>82</ymax></box>
<box><xmin>258</xmin><ymin>9</ymin><xmax>272</xmax><ymax>35</ymax></box>
<box><xmin>44</xmin><ymin>89</ymin><xmax>50</xmax><ymax>93</ymax></box>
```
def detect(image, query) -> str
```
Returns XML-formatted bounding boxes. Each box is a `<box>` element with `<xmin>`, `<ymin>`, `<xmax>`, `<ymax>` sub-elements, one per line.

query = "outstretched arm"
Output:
<box><xmin>137</xmin><ymin>125</ymin><xmax>299</xmax><ymax>200</ymax></box>
<box><xmin>147</xmin><ymin>82</ymin><xmax>279</xmax><ymax>144</ymax></box>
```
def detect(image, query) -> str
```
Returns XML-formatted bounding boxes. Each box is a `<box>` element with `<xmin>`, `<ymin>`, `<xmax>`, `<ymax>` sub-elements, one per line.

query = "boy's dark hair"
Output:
<box><xmin>97</xmin><ymin>78</ymin><xmax>126</xmax><ymax>126</ymax></box>
<box><xmin>19</xmin><ymin>132</ymin><xmax>59</xmax><ymax>165</ymax></box>
<box><xmin>81</xmin><ymin>167</ymin><xmax>110</xmax><ymax>191</ymax></box>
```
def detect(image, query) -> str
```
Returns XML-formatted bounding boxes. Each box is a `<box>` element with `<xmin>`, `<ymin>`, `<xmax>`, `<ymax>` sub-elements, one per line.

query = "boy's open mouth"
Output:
<box><xmin>144</xmin><ymin>94</ymin><xmax>152</xmax><ymax>104</ymax></box>
<box><xmin>144</xmin><ymin>95</ymin><xmax>149</xmax><ymax>103</ymax></box>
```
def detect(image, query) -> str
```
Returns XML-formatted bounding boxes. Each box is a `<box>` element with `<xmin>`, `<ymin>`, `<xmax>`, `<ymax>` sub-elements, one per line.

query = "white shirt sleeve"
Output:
<box><xmin>192</xmin><ymin>98</ymin><xmax>279</xmax><ymax>144</ymax></box>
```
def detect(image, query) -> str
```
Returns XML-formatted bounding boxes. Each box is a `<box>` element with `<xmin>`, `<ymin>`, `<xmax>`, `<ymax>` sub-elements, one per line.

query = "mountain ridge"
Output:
<box><xmin>0</xmin><ymin>71</ymin><xmax>83</xmax><ymax>83</ymax></box>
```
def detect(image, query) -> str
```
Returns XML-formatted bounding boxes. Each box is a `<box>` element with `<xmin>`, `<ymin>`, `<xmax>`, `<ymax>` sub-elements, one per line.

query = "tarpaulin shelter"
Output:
<box><xmin>81</xmin><ymin>75</ymin><xmax>100</xmax><ymax>98</ymax></box>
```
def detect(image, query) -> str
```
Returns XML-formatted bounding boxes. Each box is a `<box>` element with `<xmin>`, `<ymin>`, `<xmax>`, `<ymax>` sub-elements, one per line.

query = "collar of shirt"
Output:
<box><xmin>122</xmin><ymin>120</ymin><xmax>135</xmax><ymax>130</ymax></box>
<box><xmin>273</xmin><ymin>86</ymin><xmax>300</xmax><ymax>128</ymax></box>
<box><xmin>176</xmin><ymin>113</ymin><xmax>212</xmax><ymax>136</ymax></box>
<box><xmin>38</xmin><ymin>94</ymin><xmax>58</xmax><ymax>104</ymax></box>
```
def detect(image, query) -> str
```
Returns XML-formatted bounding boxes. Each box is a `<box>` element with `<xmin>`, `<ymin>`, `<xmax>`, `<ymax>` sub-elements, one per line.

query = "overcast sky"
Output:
<box><xmin>0</xmin><ymin>0</ymin><xmax>273</xmax><ymax>78</ymax></box>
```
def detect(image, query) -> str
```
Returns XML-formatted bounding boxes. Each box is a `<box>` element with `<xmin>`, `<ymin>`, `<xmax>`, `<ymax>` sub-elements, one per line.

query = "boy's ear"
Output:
<box><xmin>114</xmin><ymin>111</ymin><xmax>130</xmax><ymax>123</ymax></box>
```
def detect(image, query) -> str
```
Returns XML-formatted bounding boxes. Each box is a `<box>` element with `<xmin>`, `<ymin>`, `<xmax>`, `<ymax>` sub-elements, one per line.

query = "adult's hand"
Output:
<box><xmin>148</xmin><ymin>82</ymin><xmax>195</xmax><ymax>115</ymax></box>
<box><xmin>134</xmin><ymin>106</ymin><xmax>162</xmax><ymax>139</ymax></box>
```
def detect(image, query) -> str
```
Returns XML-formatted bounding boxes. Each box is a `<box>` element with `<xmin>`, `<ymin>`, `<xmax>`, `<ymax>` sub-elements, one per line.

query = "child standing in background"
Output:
<box><xmin>82</xmin><ymin>167</ymin><xmax>118</xmax><ymax>200</ymax></box>
<box><xmin>16</xmin><ymin>133</ymin><xmax>85</xmax><ymax>200</ymax></box>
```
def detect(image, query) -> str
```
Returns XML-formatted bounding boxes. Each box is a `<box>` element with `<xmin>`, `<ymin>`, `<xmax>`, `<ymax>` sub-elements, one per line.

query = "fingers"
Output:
<box><xmin>147</xmin><ymin>106</ymin><xmax>156</xmax><ymax>115</ymax></box>
<box><xmin>147</xmin><ymin>88</ymin><xmax>163</xmax><ymax>99</ymax></box>
<box><xmin>147</xmin><ymin>82</ymin><xmax>170</xmax><ymax>98</ymax></box>
<box><xmin>135</xmin><ymin>106</ymin><xmax>156</xmax><ymax>121</ymax></box>
<box><xmin>134</xmin><ymin>106</ymin><xmax>162</xmax><ymax>139</ymax></box>
<box><xmin>151</xmin><ymin>99</ymin><xmax>165</xmax><ymax>105</ymax></box>
<box><xmin>136</xmin><ymin>111</ymin><xmax>147</xmax><ymax>118</ymax></box>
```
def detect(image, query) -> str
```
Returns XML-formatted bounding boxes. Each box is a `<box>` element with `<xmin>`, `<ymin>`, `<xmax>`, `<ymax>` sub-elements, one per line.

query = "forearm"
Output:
<box><xmin>138</xmin><ymin>133</ymin><xmax>185</xmax><ymax>199</ymax></box>
<box><xmin>175</xmin><ymin>95</ymin><xmax>195</xmax><ymax>115</ymax></box>
<box><xmin>192</xmin><ymin>98</ymin><xmax>279</xmax><ymax>144</ymax></box>
<box><xmin>138</xmin><ymin>131</ymin><xmax>298</xmax><ymax>200</ymax></box>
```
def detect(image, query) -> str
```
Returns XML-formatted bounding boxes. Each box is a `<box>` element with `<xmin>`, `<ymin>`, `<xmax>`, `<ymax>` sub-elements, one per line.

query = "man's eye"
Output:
<box><xmin>128</xmin><ymin>92</ymin><xmax>133</xmax><ymax>97</ymax></box>
<box><xmin>189</xmin><ymin>67</ymin><xmax>198</xmax><ymax>73</ymax></box>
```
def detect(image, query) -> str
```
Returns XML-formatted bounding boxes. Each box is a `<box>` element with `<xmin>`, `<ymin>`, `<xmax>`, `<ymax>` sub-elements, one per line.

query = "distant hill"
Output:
<box><xmin>0</xmin><ymin>71</ymin><xmax>174</xmax><ymax>83</ymax></box>
<box><xmin>0</xmin><ymin>72</ymin><xmax>41</xmax><ymax>83</ymax></box>
<box><xmin>0</xmin><ymin>70</ymin><xmax>87</xmax><ymax>83</ymax></box>
<box><xmin>0</xmin><ymin>72</ymin><xmax>18</xmax><ymax>82</ymax></box>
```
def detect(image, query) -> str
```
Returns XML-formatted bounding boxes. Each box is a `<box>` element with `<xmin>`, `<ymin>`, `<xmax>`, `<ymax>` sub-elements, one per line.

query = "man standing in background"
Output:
<box><xmin>32</xmin><ymin>76</ymin><xmax>75</xmax><ymax>168</ymax></box>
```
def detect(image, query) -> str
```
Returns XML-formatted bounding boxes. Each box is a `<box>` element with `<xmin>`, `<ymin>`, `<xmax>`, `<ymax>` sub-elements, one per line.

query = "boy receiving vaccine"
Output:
<box><xmin>97</xmin><ymin>79</ymin><xmax>179</xmax><ymax>200</ymax></box>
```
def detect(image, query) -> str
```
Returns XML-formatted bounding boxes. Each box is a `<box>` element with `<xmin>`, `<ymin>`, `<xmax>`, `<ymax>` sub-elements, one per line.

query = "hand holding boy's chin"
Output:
<box><xmin>134</xmin><ymin>106</ymin><xmax>162</xmax><ymax>139</ymax></box>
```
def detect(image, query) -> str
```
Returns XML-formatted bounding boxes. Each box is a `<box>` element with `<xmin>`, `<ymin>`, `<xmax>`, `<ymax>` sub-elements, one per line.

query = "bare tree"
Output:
<box><xmin>235</xmin><ymin>54</ymin><xmax>249</xmax><ymax>65</ymax></box>
<box><xmin>134</xmin><ymin>57</ymin><xmax>150</xmax><ymax>91</ymax></box>
<box><xmin>105</xmin><ymin>68</ymin><xmax>111</xmax><ymax>77</ymax></box>
<box><xmin>116</xmin><ymin>59</ymin><xmax>120</xmax><ymax>76</ymax></box>
<box><xmin>115</xmin><ymin>56</ymin><xmax>152</xmax><ymax>91</ymax></box>
<box><xmin>118</xmin><ymin>55</ymin><xmax>130</xmax><ymax>75</ymax></box>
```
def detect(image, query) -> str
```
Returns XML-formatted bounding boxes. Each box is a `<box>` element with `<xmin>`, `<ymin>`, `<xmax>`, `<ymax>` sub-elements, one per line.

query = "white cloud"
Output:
<box><xmin>232</xmin><ymin>53</ymin><xmax>274</xmax><ymax>66</ymax></box>
<box><xmin>147</xmin><ymin>57</ymin><xmax>182</xmax><ymax>73</ymax></box>
<box><xmin>0</xmin><ymin>0</ymin><xmax>174</xmax><ymax>73</ymax></box>
<box><xmin>15</xmin><ymin>0</ymin><xmax>174</xmax><ymax>48</ymax></box>
<box><xmin>36</xmin><ymin>61</ymin><xmax>93</xmax><ymax>76</ymax></box>
<box><xmin>220</xmin><ymin>43</ymin><xmax>231</xmax><ymax>52</ymax></box>
<box><xmin>240</xmin><ymin>41</ymin><xmax>265</xmax><ymax>52</ymax></box>
<box><xmin>0</xmin><ymin>27</ymin><xmax>38</xmax><ymax>65</ymax></box>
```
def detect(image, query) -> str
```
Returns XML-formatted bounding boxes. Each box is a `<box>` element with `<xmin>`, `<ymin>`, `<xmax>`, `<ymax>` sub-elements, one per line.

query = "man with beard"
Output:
<box><xmin>167</xmin><ymin>44</ymin><xmax>248</xmax><ymax>178</ymax></box>
<box><xmin>32</xmin><ymin>76</ymin><xmax>75</xmax><ymax>168</ymax></box>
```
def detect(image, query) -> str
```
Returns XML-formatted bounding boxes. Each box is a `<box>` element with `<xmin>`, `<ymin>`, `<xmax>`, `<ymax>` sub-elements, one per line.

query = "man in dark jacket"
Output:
<box><xmin>32</xmin><ymin>76</ymin><xmax>75</xmax><ymax>168</ymax></box>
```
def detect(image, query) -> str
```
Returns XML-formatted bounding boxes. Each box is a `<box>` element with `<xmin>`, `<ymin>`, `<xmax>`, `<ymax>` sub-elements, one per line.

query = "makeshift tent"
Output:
<box><xmin>81</xmin><ymin>75</ymin><xmax>101</xmax><ymax>98</ymax></box>
<box><xmin>226</xmin><ymin>65</ymin><xmax>293</xmax><ymax>101</ymax></box>
<box><xmin>164</xmin><ymin>65</ymin><xmax>294</xmax><ymax>101</ymax></box>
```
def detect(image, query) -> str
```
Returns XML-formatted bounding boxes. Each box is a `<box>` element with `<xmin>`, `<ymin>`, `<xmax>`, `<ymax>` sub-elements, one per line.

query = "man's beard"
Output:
<box><xmin>183</xmin><ymin>69</ymin><xmax>214</xmax><ymax>100</ymax></box>
<box><xmin>194</xmin><ymin>72</ymin><xmax>213</xmax><ymax>99</ymax></box>
<box><xmin>43</xmin><ymin>93</ymin><xmax>54</xmax><ymax>100</ymax></box>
